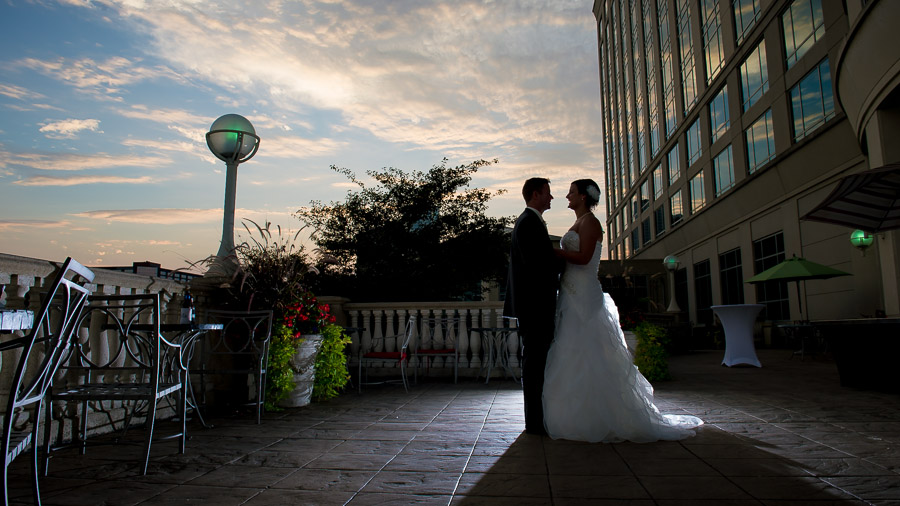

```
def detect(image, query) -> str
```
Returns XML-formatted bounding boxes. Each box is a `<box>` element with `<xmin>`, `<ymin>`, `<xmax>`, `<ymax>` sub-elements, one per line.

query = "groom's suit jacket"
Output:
<box><xmin>503</xmin><ymin>208</ymin><xmax>559</xmax><ymax>330</ymax></box>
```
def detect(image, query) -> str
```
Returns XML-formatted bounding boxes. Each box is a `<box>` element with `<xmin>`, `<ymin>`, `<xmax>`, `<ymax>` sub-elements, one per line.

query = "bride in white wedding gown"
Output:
<box><xmin>542</xmin><ymin>179</ymin><xmax>703</xmax><ymax>443</ymax></box>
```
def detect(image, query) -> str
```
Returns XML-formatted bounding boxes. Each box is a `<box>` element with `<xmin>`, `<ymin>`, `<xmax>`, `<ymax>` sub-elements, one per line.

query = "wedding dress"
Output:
<box><xmin>542</xmin><ymin>230</ymin><xmax>703</xmax><ymax>442</ymax></box>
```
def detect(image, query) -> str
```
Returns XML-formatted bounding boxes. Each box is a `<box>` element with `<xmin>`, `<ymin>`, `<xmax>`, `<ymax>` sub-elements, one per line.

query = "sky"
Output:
<box><xmin>0</xmin><ymin>0</ymin><xmax>605</xmax><ymax>272</ymax></box>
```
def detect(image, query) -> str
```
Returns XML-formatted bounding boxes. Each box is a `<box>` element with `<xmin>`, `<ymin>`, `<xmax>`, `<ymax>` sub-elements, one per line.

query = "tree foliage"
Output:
<box><xmin>296</xmin><ymin>158</ymin><xmax>512</xmax><ymax>301</ymax></box>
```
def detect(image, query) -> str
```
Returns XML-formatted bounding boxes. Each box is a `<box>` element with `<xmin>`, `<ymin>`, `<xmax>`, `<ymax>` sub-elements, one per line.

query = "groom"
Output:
<box><xmin>504</xmin><ymin>177</ymin><xmax>561</xmax><ymax>435</ymax></box>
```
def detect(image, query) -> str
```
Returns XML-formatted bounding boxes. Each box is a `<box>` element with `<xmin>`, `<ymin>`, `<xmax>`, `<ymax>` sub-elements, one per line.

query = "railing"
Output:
<box><xmin>1</xmin><ymin>254</ymin><xmax>187</xmax><ymax>442</ymax></box>
<box><xmin>335</xmin><ymin>300</ymin><xmax>519</xmax><ymax>378</ymax></box>
<box><xmin>1</xmin><ymin>254</ymin><xmax>519</xmax><ymax>443</ymax></box>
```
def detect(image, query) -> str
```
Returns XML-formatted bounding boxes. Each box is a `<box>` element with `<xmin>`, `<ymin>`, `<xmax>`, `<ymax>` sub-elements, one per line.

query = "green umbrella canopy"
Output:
<box><xmin>745</xmin><ymin>255</ymin><xmax>851</xmax><ymax>321</ymax></box>
<box><xmin>745</xmin><ymin>255</ymin><xmax>851</xmax><ymax>284</ymax></box>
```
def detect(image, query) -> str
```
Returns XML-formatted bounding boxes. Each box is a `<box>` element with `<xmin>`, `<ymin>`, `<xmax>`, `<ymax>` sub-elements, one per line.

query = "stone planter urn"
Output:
<box><xmin>279</xmin><ymin>334</ymin><xmax>323</xmax><ymax>408</ymax></box>
<box><xmin>623</xmin><ymin>330</ymin><xmax>638</xmax><ymax>354</ymax></box>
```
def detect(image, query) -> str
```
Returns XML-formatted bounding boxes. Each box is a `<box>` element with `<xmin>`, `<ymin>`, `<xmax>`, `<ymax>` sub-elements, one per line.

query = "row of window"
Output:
<box><xmin>606</xmin><ymin>0</ymin><xmax>834</xmax><ymax>259</ymax></box>
<box><xmin>681</xmin><ymin>231</ymin><xmax>790</xmax><ymax>323</ymax></box>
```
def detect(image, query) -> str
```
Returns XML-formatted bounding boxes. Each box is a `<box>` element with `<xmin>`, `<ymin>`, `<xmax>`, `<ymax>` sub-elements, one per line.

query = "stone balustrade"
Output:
<box><xmin>1</xmin><ymin>253</ymin><xmax>520</xmax><ymax>445</ymax></box>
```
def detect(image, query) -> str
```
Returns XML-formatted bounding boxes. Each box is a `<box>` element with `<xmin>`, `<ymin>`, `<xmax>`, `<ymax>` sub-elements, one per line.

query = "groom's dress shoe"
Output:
<box><xmin>525</xmin><ymin>427</ymin><xmax>547</xmax><ymax>436</ymax></box>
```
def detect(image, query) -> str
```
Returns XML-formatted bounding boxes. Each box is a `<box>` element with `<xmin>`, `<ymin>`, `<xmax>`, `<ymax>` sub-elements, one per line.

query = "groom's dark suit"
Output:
<box><xmin>504</xmin><ymin>207</ymin><xmax>560</xmax><ymax>434</ymax></box>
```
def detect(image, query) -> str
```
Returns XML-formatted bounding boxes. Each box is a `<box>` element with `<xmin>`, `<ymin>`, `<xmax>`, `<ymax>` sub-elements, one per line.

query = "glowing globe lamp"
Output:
<box><xmin>850</xmin><ymin>229</ymin><xmax>874</xmax><ymax>251</ymax></box>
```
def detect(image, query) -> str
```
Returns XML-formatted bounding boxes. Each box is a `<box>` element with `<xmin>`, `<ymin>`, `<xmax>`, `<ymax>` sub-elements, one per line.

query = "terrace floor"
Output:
<box><xmin>7</xmin><ymin>349</ymin><xmax>900</xmax><ymax>505</ymax></box>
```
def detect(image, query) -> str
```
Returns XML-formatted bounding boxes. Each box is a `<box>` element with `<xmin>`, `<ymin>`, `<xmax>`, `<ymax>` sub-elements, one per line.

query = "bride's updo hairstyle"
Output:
<box><xmin>573</xmin><ymin>178</ymin><xmax>601</xmax><ymax>210</ymax></box>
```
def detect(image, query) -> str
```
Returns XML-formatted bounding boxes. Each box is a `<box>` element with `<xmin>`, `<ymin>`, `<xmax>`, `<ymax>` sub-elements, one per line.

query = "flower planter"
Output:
<box><xmin>279</xmin><ymin>334</ymin><xmax>323</xmax><ymax>408</ymax></box>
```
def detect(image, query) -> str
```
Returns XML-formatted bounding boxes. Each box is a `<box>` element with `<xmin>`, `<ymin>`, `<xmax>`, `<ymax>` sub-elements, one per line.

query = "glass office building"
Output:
<box><xmin>593</xmin><ymin>0</ymin><xmax>900</xmax><ymax>327</ymax></box>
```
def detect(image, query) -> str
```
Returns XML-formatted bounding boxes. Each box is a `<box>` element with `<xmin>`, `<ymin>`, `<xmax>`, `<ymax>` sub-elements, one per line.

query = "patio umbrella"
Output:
<box><xmin>801</xmin><ymin>162</ymin><xmax>900</xmax><ymax>232</ymax></box>
<box><xmin>745</xmin><ymin>255</ymin><xmax>852</xmax><ymax>321</ymax></box>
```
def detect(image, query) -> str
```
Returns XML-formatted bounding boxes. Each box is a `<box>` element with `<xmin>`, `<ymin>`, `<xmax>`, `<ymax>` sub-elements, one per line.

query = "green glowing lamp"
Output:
<box><xmin>850</xmin><ymin>229</ymin><xmax>874</xmax><ymax>252</ymax></box>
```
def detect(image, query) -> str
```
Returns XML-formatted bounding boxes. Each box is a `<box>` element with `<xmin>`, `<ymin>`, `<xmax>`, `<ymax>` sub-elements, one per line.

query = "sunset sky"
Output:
<box><xmin>0</xmin><ymin>0</ymin><xmax>604</xmax><ymax>271</ymax></box>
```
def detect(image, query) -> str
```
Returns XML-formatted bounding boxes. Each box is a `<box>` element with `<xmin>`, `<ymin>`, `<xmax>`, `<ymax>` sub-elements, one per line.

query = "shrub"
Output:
<box><xmin>633</xmin><ymin>321</ymin><xmax>671</xmax><ymax>382</ymax></box>
<box><xmin>265</xmin><ymin>323</ymin><xmax>301</xmax><ymax>410</ymax></box>
<box><xmin>313</xmin><ymin>323</ymin><xmax>352</xmax><ymax>402</ymax></box>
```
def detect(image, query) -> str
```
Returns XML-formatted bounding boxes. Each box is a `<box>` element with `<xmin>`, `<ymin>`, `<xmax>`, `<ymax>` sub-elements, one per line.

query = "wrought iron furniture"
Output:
<box><xmin>470</xmin><ymin>326</ymin><xmax>520</xmax><ymax>383</ymax></box>
<box><xmin>43</xmin><ymin>293</ymin><xmax>187</xmax><ymax>476</ymax></box>
<box><xmin>2</xmin><ymin>257</ymin><xmax>93</xmax><ymax>506</ymax></box>
<box><xmin>413</xmin><ymin>317</ymin><xmax>461</xmax><ymax>384</ymax></box>
<box><xmin>358</xmin><ymin>317</ymin><xmax>415</xmax><ymax>393</ymax></box>
<box><xmin>194</xmin><ymin>310</ymin><xmax>273</xmax><ymax>424</ymax></box>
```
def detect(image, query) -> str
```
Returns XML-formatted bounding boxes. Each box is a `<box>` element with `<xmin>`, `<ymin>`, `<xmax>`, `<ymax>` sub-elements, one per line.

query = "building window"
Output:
<box><xmin>667</xmin><ymin>144</ymin><xmax>681</xmax><ymax>184</ymax></box>
<box><xmin>733</xmin><ymin>0</ymin><xmax>761</xmax><ymax>45</ymax></box>
<box><xmin>653</xmin><ymin>165</ymin><xmax>664</xmax><ymax>199</ymax></box>
<box><xmin>670</xmin><ymin>189</ymin><xmax>684</xmax><ymax>225</ymax></box>
<box><xmin>642</xmin><ymin>218</ymin><xmax>652</xmax><ymax>245</ymax></box>
<box><xmin>719</xmin><ymin>248</ymin><xmax>745</xmax><ymax>305</ymax></box>
<box><xmin>677</xmin><ymin>0</ymin><xmax>698</xmax><ymax>111</ymax></box>
<box><xmin>619</xmin><ymin>212</ymin><xmax>625</xmax><ymax>234</ymax></box>
<box><xmin>783</xmin><ymin>0</ymin><xmax>824</xmax><ymax>69</ymax></box>
<box><xmin>790</xmin><ymin>58</ymin><xmax>835</xmax><ymax>141</ymax></box>
<box><xmin>746</xmin><ymin>108</ymin><xmax>775</xmax><ymax>173</ymax></box>
<box><xmin>632</xmin><ymin>228</ymin><xmax>640</xmax><ymax>253</ymax></box>
<box><xmin>709</xmin><ymin>85</ymin><xmax>730</xmax><ymax>144</ymax></box>
<box><xmin>631</xmin><ymin>194</ymin><xmax>639</xmax><ymax>220</ymax></box>
<box><xmin>690</xmin><ymin>171</ymin><xmax>706</xmax><ymax>213</ymax></box>
<box><xmin>694</xmin><ymin>259</ymin><xmax>714</xmax><ymax>324</ymax></box>
<box><xmin>659</xmin><ymin>0</ymin><xmax>678</xmax><ymax>138</ymax></box>
<box><xmin>741</xmin><ymin>39</ymin><xmax>769</xmax><ymax>111</ymax></box>
<box><xmin>611</xmin><ymin>215</ymin><xmax>618</xmax><ymax>240</ymax></box>
<box><xmin>686</xmin><ymin>118</ymin><xmax>702</xmax><ymax>165</ymax></box>
<box><xmin>641</xmin><ymin>180</ymin><xmax>651</xmax><ymax>211</ymax></box>
<box><xmin>753</xmin><ymin>232</ymin><xmax>789</xmax><ymax>320</ymax></box>
<box><xmin>713</xmin><ymin>144</ymin><xmax>735</xmax><ymax>196</ymax></box>
<box><xmin>654</xmin><ymin>205</ymin><xmax>666</xmax><ymax>237</ymax></box>
<box><xmin>700</xmin><ymin>0</ymin><xmax>724</xmax><ymax>84</ymax></box>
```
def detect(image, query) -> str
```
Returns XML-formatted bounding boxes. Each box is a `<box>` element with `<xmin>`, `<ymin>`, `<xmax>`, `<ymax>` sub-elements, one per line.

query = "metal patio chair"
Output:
<box><xmin>413</xmin><ymin>316</ymin><xmax>461</xmax><ymax>384</ymax></box>
<box><xmin>2</xmin><ymin>257</ymin><xmax>94</xmax><ymax>506</ymax></box>
<box><xmin>358</xmin><ymin>317</ymin><xmax>415</xmax><ymax>393</ymax></box>
<box><xmin>43</xmin><ymin>293</ymin><xmax>187</xmax><ymax>476</ymax></box>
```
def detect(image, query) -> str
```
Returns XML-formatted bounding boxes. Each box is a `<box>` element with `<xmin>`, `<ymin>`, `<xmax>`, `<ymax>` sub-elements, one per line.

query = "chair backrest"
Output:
<box><xmin>417</xmin><ymin>317</ymin><xmax>460</xmax><ymax>352</ymax></box>
<box><xmin>65</xmin><ymin>293</ymin><xmax>168</xmax><ymax>383</ymax></box>
<box><xmin>205</xmin><ymin>310</ymin><xmax>274</xmax><ymax>357</ymax></box>
<box><xmin>398</xmin><ymin>316</ymin><xmax>416</xmax><ymax>353</ymax></box>
<box><xmin>4</xmin><ymin>257</ymin><xmax>94</xmax><ymax>419</ymax></box>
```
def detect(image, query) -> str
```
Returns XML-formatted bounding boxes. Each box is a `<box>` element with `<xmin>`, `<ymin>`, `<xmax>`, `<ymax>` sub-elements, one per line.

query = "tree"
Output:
<box><xmin>296</xmin><ymin>159</ymin><xmax>512</xmax><ymax>301</ymax></box>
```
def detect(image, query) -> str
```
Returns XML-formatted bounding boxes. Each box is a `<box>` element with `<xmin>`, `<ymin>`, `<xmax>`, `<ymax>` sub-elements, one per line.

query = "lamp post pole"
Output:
<box><xmin>205</xmin><ymin>114</ymin><xmax>260</xmax><ymax>276</ymax></box>
<box><xmin>216</xmin><ymin>161</ymin><xmax>240</xmax><ymax>260</ymax></box>
<box><xmin>664</xmin><ymin>255</ymin><xmax>681</xmax><ymax>313</ymax></box>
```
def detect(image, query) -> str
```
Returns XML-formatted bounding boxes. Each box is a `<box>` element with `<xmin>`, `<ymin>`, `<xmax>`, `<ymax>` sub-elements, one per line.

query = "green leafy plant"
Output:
<box><xmin>265</xmin><ymin>323</ymin><xmax>302</xmax><ymax>410</ymax></box>
<box><xmin>633</xmin><ymin>321</ymin><xmax>671</xmax><ymax>382</ymax></box>
<box><xmin>312</xmin><ymin>323</ymin><xmax>352</xmax><ymax>402</ymax></box>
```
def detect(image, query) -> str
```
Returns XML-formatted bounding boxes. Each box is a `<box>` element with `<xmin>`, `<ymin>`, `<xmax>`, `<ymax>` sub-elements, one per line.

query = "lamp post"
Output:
<box><xmin>850</xmin><ymin>229</ymin><xmax>874</xmax><ymax>255</ymax></box>
<box><xmin>205</xmin><ymin>114</ymin><xmax>260</xmax><ymax>274</ymax></box>
<box><xmin>663</xmin><ymin>254</ymin><xmax>681</xmax><ymax>313</ymax></box>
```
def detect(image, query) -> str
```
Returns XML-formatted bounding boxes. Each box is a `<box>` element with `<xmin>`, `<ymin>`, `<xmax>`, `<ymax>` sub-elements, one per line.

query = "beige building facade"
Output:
<box><xmin>593</xmin><ymin>0</ymin><xmax>900</xmax><ymax>325</ymax></box>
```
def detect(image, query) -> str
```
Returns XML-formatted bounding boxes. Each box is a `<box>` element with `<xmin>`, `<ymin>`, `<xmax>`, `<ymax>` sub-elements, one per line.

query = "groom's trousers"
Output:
<box><xmin>520</xmin><ymin>321</ymin><xmax>553</xmax><ymax>434</ymax></box>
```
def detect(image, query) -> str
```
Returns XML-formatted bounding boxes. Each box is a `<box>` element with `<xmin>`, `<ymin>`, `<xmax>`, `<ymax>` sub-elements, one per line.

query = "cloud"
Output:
<box><xmin>0</xmin><ymin>219</ymin><xmax>73</xmax><ymax>231</ymax></box>
<box><xmin>258</xmin><ymin>135</ymin><xmax>345</xmax><ymax>159</ymax></box>
<box><xmin>17</xmin><ymin>56</ymin><xmax>184</xmax><ymax>100</ymax></box>
<box><xmin>39</xmin><ymin>118</ymin><xmax>102</xmax><ymax>139</ymax></box>
<box><xmin>6</xmin><ymin>151</ymin><xmax>166</xmax><ymax>172</ymax></box>
<box><xmin>14</xmin><ymin>174</ymin><xmax>156</xmax><ymax>186</ymax></box>
<box><xmin>61</xmin><ymin>0</ymin><xmax>602</xmax><ymax>162</ymax></box>
<box><xmin>73</xmin><ymin>208</ymin><xmax>222</xmax><ymax>224</ymax></box>
<box><xmin>0</xmin><ymin>83</ymin><xmax>46</xmax><ymax>101</ymax></box>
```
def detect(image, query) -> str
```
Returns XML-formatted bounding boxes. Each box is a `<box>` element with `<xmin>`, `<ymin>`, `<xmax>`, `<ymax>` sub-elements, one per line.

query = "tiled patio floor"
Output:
<box><xmin>7</xmin><ymin>349</ymin><xmax>900</xmax><ymax>505</ymax></box>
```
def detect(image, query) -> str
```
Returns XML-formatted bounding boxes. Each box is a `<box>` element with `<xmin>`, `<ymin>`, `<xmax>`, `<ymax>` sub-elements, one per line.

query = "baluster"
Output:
<box><xmin>457</xmin><ymin>309</ymin><xmax>470</xmax><ymax>370</ymax></box>
<box><xmin>361</xmin><ymin>310</ymin><xmax>373</xmax><ymax>358</ymax></box>
<box><xmin>372</xmin><ymin>310</ymin><xmax>384</xmax><ymax>357</ymax></box>
<box><xmin>349</xmin><ymin>310</ymin><xmax>362</xmax><ymax>363</ymax></box>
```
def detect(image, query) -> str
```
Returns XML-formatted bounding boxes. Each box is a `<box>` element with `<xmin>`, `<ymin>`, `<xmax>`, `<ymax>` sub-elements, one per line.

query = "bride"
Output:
<box><xmin>542</xmin><ymin>179</ymin><xmax>703</xmax><ymax>442</ymax></box>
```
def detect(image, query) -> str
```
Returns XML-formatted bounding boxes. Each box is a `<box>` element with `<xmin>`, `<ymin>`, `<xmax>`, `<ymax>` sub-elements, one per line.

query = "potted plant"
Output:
<box><xmin>275</xmin><ymin>291</ymin><xmax>338</xmax><ymax>408</ymax></box>
<box><xmin>632</xmin><ymin>321</ymin><xmax>671</xmax><ymax>382</ymax></box>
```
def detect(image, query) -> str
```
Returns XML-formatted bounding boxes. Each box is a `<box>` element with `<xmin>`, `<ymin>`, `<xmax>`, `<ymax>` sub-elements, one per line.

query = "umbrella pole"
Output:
<box><xmin>795</xmin><ymin>281</ymin><xmax>803</xmax><ymax>321</ymax></box>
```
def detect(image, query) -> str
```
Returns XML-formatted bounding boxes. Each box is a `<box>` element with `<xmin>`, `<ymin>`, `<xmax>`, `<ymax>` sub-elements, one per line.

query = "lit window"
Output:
<box><xmin>713</xmin><ymin>145</ymin><xmax>735</xmax><ymax>196</ymax></box>
<box><xmin>790</xmin><ymin>58</ymin><xmax>835</xmax><ymax>141</ymax></box>
<box><xmin>741</xmin><ymin>39</ymin><xmax>769</xmax><ymax>111</ymax></box>
<box><xmin>701</xmin><ymin>0</ymin><xmax>724</xmax><ymax>84</ymax></box>
<box><xmin>670</xmin><ymin>189</ymin><xmax>684</xmax><ymax>225</ymax></box>
<box><xmin>686</xmin><ymin>119</ymin><xmax>702</xmax><ymax>165</ymax></box>
<box><xmin>733</xmin><ymin>0</ymin><xmax>761</xmax><ymax>45</ymax></box>
<box><xmin>783</xmin><ymin>0</ymin><xmax>824</xmax><ymax>69</ymax></box>
<box><xmin>746</xmin><ymin>109</ymin><xmax>775</xmax><ymax>173</ymax></box>
<box><xmin>641</xmin><ymin>180</ymin><xmax>650</xmax><ymax>211</ymax></box>
<box><xmin>690</xmin><ymin>171</ymin><xmax>706</xmax><ymax>213</ymax></box>
<box><xmin>667</xmin><ymin>144</ymin><xmax>681</xmax><ymax>185</ymax></box>
<box><xmin>653</xmin><ymin>165</ymin><xmax>664</xmax><ymax>199</ymax></box>
<box><xmin>709</xmin><ymin>85</ymin><xmax>730</xmax><ymax>144</ymax></box>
